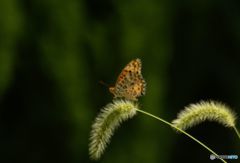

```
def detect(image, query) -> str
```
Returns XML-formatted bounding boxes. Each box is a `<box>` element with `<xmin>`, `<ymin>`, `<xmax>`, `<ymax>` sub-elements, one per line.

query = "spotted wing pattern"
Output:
<box><xmin>109</xmin><ymin>58</ymin><xmax>146</xmax><ymax>101</ymax></box>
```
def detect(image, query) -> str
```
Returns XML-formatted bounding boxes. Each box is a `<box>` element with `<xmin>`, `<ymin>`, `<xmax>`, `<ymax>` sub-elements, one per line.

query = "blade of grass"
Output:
<box><xmin>136</xmin><ymin>109</ymin><xmax>227</xmax><ymax>163</ymax></box>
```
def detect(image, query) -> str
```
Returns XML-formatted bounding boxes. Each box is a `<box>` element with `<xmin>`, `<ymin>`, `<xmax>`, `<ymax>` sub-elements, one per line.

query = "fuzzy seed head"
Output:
<box><xmin>89</xmin><ymin>100</ymin><xmax>138</xmax><ymax>160</ymax></box>
<box><xmin>172</xmin><ymin>101</ymin><xmax>237</xmax><ymax>131</ymax></box>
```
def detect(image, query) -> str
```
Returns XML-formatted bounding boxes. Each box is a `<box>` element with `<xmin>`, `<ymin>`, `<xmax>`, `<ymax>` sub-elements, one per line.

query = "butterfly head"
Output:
<box><xmin>109</xmin><ymin>87</ymin><xmax>115</xmax><ymax>94</ymax></box>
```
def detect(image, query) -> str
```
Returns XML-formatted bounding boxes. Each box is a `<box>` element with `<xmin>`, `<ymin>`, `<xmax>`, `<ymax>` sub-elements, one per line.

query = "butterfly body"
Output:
<box><xmin>109</xmin><ymin>58</ymin><xmax>146</xmax><ymax>101</ymax></box>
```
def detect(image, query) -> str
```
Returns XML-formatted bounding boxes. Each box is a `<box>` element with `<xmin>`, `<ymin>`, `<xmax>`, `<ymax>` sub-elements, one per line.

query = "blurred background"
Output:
<box><xmin>0</xmin><ymin>0</ymin><xmax>239</xmax><ymax>162</ymax></box>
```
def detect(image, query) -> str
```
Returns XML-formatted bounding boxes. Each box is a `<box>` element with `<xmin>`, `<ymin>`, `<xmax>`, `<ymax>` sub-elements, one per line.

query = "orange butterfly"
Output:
<box><xmin>109</xmin><ymin>58</ymin><xmax>146</xmax><ymax>101</ymax></box>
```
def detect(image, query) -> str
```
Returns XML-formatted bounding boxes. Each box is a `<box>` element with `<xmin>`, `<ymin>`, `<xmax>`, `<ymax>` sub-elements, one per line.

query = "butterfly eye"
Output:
<box><xmin>109</xmin><ymin>87</ymin><xmax>115</xmax><ymax>93</ymax></box>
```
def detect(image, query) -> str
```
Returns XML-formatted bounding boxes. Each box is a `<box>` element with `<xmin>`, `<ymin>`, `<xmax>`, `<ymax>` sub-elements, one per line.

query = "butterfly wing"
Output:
<box><xmin>121</xmin><ymin>73</ymin><xmax>146</xmax><ymax>100</ymax></box>
<box><xmin>112</xmin><ymin>58</ymin><xmax>146</xmax><ymax>100</ymax></box>
<box><xmin>115</xmin><ymin>58</ymin><xmax>142</xmax><ymax>85</ymax></box>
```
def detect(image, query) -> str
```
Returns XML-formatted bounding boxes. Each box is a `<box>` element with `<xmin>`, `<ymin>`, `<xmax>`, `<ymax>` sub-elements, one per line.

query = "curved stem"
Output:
<box><xmin>136</xmin><ymin>109</ymin><xmax>227</xmax><ymax>163</ymax></box>
<box><xmin>233</xmin><ymin>126</ymin><xmax>240</xmax><ymax>140</ymax></box>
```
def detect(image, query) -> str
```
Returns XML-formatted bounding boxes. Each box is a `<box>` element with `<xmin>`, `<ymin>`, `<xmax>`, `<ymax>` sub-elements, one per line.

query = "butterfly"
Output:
<box><xmin>109</xmin><ymin>58</ymin><xmax>146</xmax><ymax>101</ymax></box>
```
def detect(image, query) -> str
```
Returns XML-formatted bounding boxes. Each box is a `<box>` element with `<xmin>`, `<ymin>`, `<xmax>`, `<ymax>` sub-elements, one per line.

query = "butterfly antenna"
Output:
<box><xmin>99</xmin><ymin>80</ymin><xmax>110</xmax><ymax>88</ymax></box>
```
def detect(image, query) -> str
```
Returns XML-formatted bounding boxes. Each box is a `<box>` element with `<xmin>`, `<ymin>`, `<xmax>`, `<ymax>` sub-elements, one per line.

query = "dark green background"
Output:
<box><xmin>0</xmin><ymin>0</ymin><xmax>239</xmax><ymax>162</ymax></box>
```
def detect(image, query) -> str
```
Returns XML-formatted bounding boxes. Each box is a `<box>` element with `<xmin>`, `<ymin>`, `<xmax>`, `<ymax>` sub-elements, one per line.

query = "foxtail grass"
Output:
<box><xmin>89</xmin><ymin>100</ymin><xmax>138</xmax><ymax>160</ymax></box>
<box><xmin>89</xmin><ymin>100</ymin><xmax>232</xmax><ymax>163</ymax></box>
<box><xmin>172</xmin><ymin>101</ymin><xmax>239</xmax><ymax>139</ymax></box>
